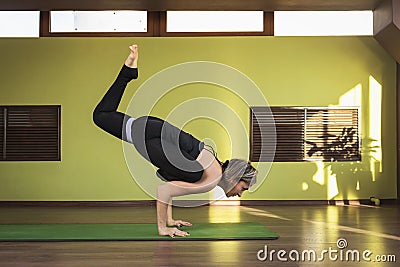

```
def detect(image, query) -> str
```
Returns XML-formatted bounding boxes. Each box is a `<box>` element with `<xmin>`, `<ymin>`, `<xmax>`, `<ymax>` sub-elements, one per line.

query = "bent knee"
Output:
<box><xmin>92</xmin><ymin>109</ymin><xmax>106</xmax><ymax>128</ymax></box>
<box><xmin>92</xmin><ymin>109</ymin><xmax>101</xmax><ymax>126</ymax></box>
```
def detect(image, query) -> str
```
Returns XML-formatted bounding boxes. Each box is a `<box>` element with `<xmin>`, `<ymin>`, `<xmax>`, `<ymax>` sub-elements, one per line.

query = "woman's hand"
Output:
<box><xmin>167</xmin><ymin>219</ymin><xmax>192</xmax><ymax>228</ymax></box>
<box><xmin>158</xmin><ymin>227</ymin><xmax>190</xmax><ymax>238</ymax></box>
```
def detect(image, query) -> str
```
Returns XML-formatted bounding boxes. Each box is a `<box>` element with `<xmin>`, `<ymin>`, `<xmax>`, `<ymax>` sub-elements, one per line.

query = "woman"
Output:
<box><xmin>93</xmin><ymin>45</ymin><xmax>258</xmax><ymax>238</ymax></box>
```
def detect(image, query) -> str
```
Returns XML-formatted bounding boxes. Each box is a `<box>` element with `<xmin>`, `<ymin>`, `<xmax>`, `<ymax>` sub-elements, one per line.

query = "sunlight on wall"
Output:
<box><xmin>339</xmin><ymin>83</ymin><xmax>363</xmax><ymax>199</ymax></box>
<box><xmin>302</xmin><ymin>182</ymin><xmax>309</xmax><ymax>191</ymax></box>
<box><xmin>320</xmin><ymin>78</ymin><xmax>383</xmax><ymax>200</ymax></box>
<box><xmin>327</xmin><ymin>167</ymin><xmax>339</xmax><ymax>199</ymax></box>
<box><xmin>368</xmin><ymin>76</ymin><xmax>382</xmax><ymax>180</ymax></box>
<box><xmin>312</xmin><ymin>158</ymin><xmax>339</xmax><ymax>199</ymax></box>
<box><xmin>337</xmin><ymin>83</ymin><xmax>362</xmax><ymax>138</ymax></box>
<box><xmin>312</xmin><ymin>161</ymin><xmax>325</xmax><ymax>186</ymax></box>
<box><xmin>314</xmin><ymin>84</ymin><xmax>363</xmax><ymax>200</ymax></box>
<box><xmin>339</xmin><ymin>84</ymin><xmax>362</xmax><ymax>107</ymax></box>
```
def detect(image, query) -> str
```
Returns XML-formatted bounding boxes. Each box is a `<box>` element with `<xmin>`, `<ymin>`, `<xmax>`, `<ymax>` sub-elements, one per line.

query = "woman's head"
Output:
<box><xmin>217</xmin><ymin>159</ymin><xmax>258</xmax><ymax>197</ymax></box>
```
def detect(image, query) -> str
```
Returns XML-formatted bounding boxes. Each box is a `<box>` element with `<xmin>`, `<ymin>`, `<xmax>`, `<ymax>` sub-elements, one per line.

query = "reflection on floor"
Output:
<box><xmin>0</xmin><ymin>204</ymin><xmax>398</xmax><ymax>266</ymax></box>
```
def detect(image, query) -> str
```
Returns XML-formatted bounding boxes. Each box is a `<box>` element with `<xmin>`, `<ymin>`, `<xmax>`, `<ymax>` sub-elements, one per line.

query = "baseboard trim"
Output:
<box><xmin>242</xmin><ymin>199</ymin><xmax>399</xmax><ymax>206</ymax></box>
<box><xmin>0</xmin><ymin>199</ymin><xmax>397</xmax><ymax>207</ymax></box>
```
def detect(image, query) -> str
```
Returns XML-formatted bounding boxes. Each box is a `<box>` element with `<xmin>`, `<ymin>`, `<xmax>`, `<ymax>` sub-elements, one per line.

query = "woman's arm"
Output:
<box><xmin>167</xmin><ymin>200</ymin><xmax>173</xmax><ymax>225</ymax></box>
<box><xmin>157</xmin><ymin>154</ymin><xmax>222</xmax><ymax>237</ymax></box>
<box><xmin>157</xmin><ymin>199</ymin><xmax>175</xmax><ymax>236</ymax></box>
<box><xmin>157</xmin><ymin>176</ymin><xmax>219</xmax><ymax>237</ymax></box>
<box><xmin>166</xmin><ymin>200</ymin><xmax>191</xmax><ymax>227</ymax></box>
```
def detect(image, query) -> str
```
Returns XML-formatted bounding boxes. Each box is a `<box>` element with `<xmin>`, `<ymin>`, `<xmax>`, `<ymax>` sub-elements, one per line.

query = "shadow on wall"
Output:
<box><xmin>307</xmin><ymin>75</ymin><xmax>384</xmax><ymax>200</ymax></box>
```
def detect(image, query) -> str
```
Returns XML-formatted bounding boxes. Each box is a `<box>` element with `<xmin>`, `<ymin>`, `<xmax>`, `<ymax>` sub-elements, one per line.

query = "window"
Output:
<box><xmin>50</xmin><ymin>11</ymin><xmax>147</xmax><ymax>33</ymax></box>
<box><xmin>274</xmin><ymin>11</ymin><xmax>373</xmax><ymax>36</ymax></box>
<box><xmin>42</xmin><ymin>11</ymin><xmax>273</xmax><ymax>37</ymax></box>
<box><xmin>0</xmin><ymin>106</ymin><xmax>61</xmax><ymax>161</ymax></box>
<box><xmin>166</xmin><ymin>11</ymin><xmax>264</xmax><ymax>32</ymax></box>
<box><xmin>0</xmin><ymin>11</ymin><xmax>40</xmax><ymax>37</ymax></box>
<box><xmin>250</xmin><ymin>107</ymin><xmax>360</xmax><ymax>162</ymax></box>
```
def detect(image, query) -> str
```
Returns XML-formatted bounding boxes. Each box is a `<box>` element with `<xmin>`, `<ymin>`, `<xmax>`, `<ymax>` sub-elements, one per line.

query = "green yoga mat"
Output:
<box><xmin>0</xmin><ymin>222</ymin><xmax>278</xmax><ymax>241</ymax></box>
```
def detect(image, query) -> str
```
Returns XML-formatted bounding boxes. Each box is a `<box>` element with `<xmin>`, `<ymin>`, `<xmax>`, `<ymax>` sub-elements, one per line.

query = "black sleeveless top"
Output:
<box><xmin>130</xmin><ymin>116</ymin><xmax>205</xmax><ymax>183</ymax></box>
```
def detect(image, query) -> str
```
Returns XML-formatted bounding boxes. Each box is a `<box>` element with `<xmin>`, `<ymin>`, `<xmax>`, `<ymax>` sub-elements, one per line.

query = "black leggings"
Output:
<box><xmin>93</xmin><ymin>65</ymin><xmax>137</xmax><ymax>141</ymax></box>
<box><xmin>93</xmin><ymin>65</ymin><xmax>204</xmax><ymax>183</ymax></box>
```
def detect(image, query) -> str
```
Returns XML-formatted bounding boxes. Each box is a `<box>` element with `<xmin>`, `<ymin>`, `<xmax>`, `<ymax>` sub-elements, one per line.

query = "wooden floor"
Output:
<box><xmin>0</xmin><ymin>203</ymin><xmax>399</xmax><ymax>267</ymax></box>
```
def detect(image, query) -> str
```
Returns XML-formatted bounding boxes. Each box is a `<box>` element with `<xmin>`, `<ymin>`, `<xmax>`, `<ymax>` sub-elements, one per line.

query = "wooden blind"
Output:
<box><xmin>0</xmin><ymin>106</ymin><xmax>60</xmax><ymax>161</ymax></box>
<box><xmin>305</xmin><ymin>108</ymin><xmax>360</xmax><ymax>161</ymax></box>
<box><xmin>250</xmin><ymin>107</ymin><xmax>360</xmax><ymax>162</ymax></box>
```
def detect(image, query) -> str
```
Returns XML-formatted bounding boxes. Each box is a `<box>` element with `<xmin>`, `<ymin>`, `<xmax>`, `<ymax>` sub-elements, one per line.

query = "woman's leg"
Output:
<box><xmin>93</xmin><ymin>45</ymin><xmax>138</xmax><ymax>141</ymax></box>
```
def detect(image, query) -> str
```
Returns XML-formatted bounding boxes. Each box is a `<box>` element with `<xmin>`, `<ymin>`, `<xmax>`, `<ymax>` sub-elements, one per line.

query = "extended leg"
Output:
<box><xmin>93</xmin><ymin>45</ymin><xmax>138</xmax><ymax>140</ymax></box>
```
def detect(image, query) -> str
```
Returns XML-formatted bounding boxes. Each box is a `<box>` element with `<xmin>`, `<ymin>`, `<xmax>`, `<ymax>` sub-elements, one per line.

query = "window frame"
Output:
<box><xmin>40</xmin><ymin>11</ymin><xmax>160</xmax><ymax>37</ymax></box>
<box><xmin>40</xmin><ymin>11</ymin><xmax>273</xmax><ymax>37</ymax></box>
<box><xmin>160</xmin><ymin>11</ymin><xmax>273</xmax><ymax>36</ymax></box>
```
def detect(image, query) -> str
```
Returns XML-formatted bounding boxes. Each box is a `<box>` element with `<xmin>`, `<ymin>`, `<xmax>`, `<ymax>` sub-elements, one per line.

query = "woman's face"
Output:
<box><xmin>226</xmin><ymin>180</ymin><xmax>249</xmax><ymax>197</ymax></box>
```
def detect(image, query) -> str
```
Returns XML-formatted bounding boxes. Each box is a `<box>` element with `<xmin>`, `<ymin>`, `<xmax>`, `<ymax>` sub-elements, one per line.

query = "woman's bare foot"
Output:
<box><xmin>125</xmin><ymin>45</ymin><xmax>138</xmax><ymax>68</ymax></box>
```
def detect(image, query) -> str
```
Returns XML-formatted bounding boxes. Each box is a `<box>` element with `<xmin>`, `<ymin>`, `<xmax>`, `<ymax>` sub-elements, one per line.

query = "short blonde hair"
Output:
<box><xmin>217</xmin><ymin>159</ymin><xmax>258</xmax><ymax>193</ymax></box>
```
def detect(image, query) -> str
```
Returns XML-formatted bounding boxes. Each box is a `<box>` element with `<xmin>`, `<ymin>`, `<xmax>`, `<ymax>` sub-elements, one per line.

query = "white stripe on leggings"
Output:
<box><xmin>125</xmin><ymin>117</ymin><xmax>135</xmax><ymax>143</ymax></box>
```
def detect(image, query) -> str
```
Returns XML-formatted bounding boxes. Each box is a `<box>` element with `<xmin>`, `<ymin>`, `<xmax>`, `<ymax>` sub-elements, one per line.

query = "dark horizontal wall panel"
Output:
<box><xmin>0</xmin><ymin>0</ymin><xmax>384</xmax><ymax>11</ymax></box>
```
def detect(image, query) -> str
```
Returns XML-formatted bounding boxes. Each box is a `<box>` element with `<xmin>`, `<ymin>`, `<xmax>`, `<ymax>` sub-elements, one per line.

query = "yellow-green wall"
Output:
<box><xmin>0</xmin><ymin>37</ymin><xmax>396</xmax><ymax>201</ymax></box>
